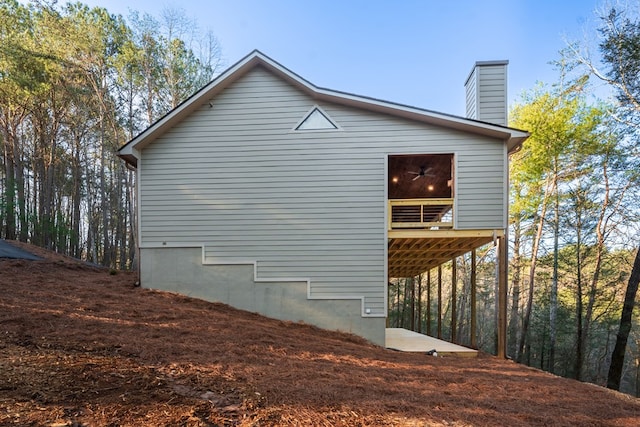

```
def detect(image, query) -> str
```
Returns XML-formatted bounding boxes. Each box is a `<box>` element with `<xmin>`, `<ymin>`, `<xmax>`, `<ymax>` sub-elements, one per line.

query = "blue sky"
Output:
<box><xmin>83</xmin><ymin>0</ymin><xmax>606</xmax><ymax>117</ymax></box>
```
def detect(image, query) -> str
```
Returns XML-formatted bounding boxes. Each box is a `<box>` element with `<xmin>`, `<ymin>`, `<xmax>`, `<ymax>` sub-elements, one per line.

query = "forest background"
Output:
<box><xmin>1</xmin><ymin>0</ymin><xmax>639</xmax><ymax>396</ymax></box>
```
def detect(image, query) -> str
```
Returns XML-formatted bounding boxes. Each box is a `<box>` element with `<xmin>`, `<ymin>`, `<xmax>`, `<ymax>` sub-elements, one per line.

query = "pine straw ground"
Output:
<box><xmin>1</xmin><ymin>242</ymin><xmax>639</xmax><ymax>427</ymax></box>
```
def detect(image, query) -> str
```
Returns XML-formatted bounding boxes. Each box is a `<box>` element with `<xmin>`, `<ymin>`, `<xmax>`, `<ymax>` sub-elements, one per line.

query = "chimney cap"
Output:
<box><xmin>465</xmin><ymin>60</ymin><xmax>509</xmax><ymax>86</ymax></box>
<box><xmin>474</xmin><ymin>60</ymin><xmax>509</xmax><ymax>66</ymax></box>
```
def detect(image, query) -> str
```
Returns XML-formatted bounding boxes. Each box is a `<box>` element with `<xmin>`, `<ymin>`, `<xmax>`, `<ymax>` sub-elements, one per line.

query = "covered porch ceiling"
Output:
<box><xmin>388</xmin><ymin>230</ymin><xmax>502</xmax><ymax>278</ymax></box>
<box><xmin>388</xmin><ymin>154</ymin><xmax>452</xmax><ymax>199</ymax></box>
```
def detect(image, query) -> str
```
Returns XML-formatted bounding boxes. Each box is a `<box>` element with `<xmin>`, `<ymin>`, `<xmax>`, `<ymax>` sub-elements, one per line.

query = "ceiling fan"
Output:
<box><xmin>408</xmin><ymin>166</ymin><xmax>435</xmax><ymax>181</ymax></box>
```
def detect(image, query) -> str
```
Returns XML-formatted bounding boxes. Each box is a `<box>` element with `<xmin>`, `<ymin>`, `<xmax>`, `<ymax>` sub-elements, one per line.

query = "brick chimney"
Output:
<box><xmin>464</xmin><ymin>60</ymin><xmax>508</xmax><ymax>126</ymax></box>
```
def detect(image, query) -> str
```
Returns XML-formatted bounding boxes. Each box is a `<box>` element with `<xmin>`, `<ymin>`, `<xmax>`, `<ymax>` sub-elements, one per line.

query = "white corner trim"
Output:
<box><xmin>453</xmin><ymin>152</ymin><xmax>459</xmax><ymax>229</ymax></box>
<box><xmin>503</xmin><ymin>144</ymin><xmax>509</xmax><ymax>229</ymax></box>
<box><xmin>383</xmin><ymin>154</ymin><xmax>389</xmax><ymax>317</ymax></box>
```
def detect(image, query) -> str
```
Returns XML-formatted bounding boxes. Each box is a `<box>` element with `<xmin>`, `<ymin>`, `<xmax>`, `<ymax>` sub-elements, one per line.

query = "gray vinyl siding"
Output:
<box><xmin>464</xmin><ymin>62</ymin><xmax>508</xmax><ymax>126</ymax></box>
<box><xmin>139</xmin><ymin>66</ymin><xmax>507</xmax><ymax>312</ymax></box>
<box><xmin>456</xmin><ymin>145</ymin><xmax>506</xmax><ymax>229</ymax></box>
<box><xmin>476</xmin><ymin>64</ymin><xmax>508</xmax><ymax>126</ymax></box>
<box><xmin>465</xmin><ymin>67</ymin><xmax>477</xmax><ymax>120</ymax></box>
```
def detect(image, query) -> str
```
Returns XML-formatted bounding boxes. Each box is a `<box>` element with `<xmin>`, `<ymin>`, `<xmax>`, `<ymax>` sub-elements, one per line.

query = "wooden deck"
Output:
<box><xmin>387</xmin><ymin>229</ymin><xmax>501</xmax><ymax>278</ymax></box>
<box><xmin>385</xmin><ymin>328</ymin><xmax>478</xmax><ymax>358</ymax></box>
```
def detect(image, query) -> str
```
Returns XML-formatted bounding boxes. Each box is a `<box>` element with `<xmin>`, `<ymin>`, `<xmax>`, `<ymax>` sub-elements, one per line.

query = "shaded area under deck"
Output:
<box><xmin>387</xmin><ymin>228</ymin><xmax>508</xmax><ymax>358</ymax></box>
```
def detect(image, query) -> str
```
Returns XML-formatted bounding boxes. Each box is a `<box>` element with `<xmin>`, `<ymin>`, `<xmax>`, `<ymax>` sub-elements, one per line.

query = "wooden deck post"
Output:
<box><xmin>416</xmin><ymin>274</ymin><xmax>422</xmax><ymax>333</ymax></box>
<box><xmin>426</xmin><ymin>270</ymin><xmax>432</xmax><ymax>335</ymax></box>
<box><xmin>470</xmin><ymin>249</ymin><xmax>477</xmax><ymax>349</ymax></box>
<box><xmin>497</xmin><ymin>235</ymin><xmax>508</xmax><ymax>358</ymax></box>
<box><xmin>451</xmin><ymin>258</ymin><xmax>457</xmax><ymax>343</ymax></box>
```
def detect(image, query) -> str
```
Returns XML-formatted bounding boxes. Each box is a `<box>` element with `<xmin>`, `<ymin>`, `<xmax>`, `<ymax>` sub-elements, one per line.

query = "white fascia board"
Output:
<box><xmin>314</xmin><ymin>87</ymin><xmax>529</xmax><ymax>145</ymax></box>
<box><xmin>272</xmin><ymin>66</ymin><xmax>530</xmax><ymax>147</ymax></box>
<box><xmin>118</xmin><ymin>50</ymin><xmax>529</xmax><ymax>164</ymax></box>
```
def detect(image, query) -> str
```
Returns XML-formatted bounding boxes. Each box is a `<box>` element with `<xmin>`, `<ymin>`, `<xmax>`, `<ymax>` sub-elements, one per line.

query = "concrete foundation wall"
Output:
<box><xmin>140</xmin><ymin>247</ymin><xmax>386</xmax><ymax>346</ymax></box>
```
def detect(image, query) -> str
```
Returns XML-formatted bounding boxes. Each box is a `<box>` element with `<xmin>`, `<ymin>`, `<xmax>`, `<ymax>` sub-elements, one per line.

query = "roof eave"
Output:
<box><xmin>117</xmin><ymin>50</ymin><xmax>530</xmax><ymax>163</ymax></box>
<box><xmin>117</xmin><ymin>152</ymin><xmax>138</xmax><ymax>168</ymax></box>
<box><xmin>506</xmin><ymin>131</ymin><xmax>530</xmax><ymax>154</ymax></box>
<box><xmin>311</xmin><ymin>88</ymin><xmax>530</xmax><ymax>146</ymax></box>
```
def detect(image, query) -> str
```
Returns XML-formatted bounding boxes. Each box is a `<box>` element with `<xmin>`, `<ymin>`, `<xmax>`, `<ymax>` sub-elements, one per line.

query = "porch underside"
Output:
<box><xmin>386</xmin><ymin>228</ymin><xmax>508</xmax><ymax>358</ymax></box>
<box><xmin>388</xmin><ymin>229</ymin><xmax>502</xmax><ymax>278</ymax></box>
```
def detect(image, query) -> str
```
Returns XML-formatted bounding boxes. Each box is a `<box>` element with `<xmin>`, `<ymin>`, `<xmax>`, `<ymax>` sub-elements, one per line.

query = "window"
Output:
<box><xmin>295</xmin><ymin>106</ymin><xmax>338</xmax><ymax>131</ymax></box>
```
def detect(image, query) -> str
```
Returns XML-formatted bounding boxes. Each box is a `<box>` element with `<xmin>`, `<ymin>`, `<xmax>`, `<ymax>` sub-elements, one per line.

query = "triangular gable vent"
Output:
<box><xmin>295</xmin><ymin>107</ymin><xmax>338</xmax><ymax>130</ymax></box>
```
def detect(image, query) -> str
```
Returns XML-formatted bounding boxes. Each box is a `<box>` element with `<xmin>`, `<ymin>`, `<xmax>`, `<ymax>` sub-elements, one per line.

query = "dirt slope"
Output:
<box><xmin>1</xmin><ymin>242</ymin><xmax>639</xmax><ymax>426</ymax></box>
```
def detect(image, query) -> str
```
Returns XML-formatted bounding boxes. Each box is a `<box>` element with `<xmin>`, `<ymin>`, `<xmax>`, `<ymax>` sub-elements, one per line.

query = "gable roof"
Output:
<box><xmin>118</xmin><ymin>50</ymin><xmax>529</xmax><ymax>167</ymax></box>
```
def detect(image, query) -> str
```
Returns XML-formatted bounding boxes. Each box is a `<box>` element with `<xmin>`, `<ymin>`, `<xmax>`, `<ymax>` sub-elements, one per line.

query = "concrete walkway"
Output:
<box><xmin>0</xmin><ymin>239</ymin><xmax>42</xmax><ymax>260</ymax></box>
<box><xmin>385</xmin><ymin>328</ymin><xmax>477</xmax><ymax>357</ymax></box>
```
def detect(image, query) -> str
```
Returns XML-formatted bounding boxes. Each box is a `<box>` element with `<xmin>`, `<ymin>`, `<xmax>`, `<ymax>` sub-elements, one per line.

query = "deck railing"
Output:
<box><xmin>388</xmin><ymin>198</ymin><xmax>454</xmax><ymax>230</ymax></box>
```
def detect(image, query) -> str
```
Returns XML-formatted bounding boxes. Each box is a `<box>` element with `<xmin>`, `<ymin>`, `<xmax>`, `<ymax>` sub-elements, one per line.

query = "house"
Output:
<box><xmin>118</xmin><ymin>51</ymin><xmax>528</xmax><ymax>353</ymax></box>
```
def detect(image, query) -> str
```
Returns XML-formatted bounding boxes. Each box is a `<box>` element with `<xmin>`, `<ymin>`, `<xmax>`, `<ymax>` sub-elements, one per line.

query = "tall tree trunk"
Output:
<box><xmin>457</xmin><ymin>260</ymin><xmax>469</xmax><ymax>343</ymax></box>
<box><xmin>517</xmin><ymin>178</ymin><xmax>552</xmax><ymax>363</ymax></box>
<box><xmin>0</xmin><ymin>106</ymin><xmax>28</xmax><ymax>241</ymax></box>
<box><xmin>584</xmin><ymin>163</ymin><xmax>613</xmax><ymax>369</ymax></box>
<box><xmin>607</xmin><ymin>246</ymin><xmax>640</xmax><ymax>391</ymax></box>
<box><xmin>575</xmin><ymin>206</ymin><xmax>584</xmax><ymax>381</ymax></box>
<box><xmin>100</xmin><ymin>119</ymin><xmax>111</xmax><ymax>267</ymax></box>
<box><xmin>44</xmin><ymin>123</ymin><xmax>57</xmax><ymax>250</ymax></box>
<box><xmin>509</xmin><ymin>220</ymin><xmax>522</xmax><ymax>359</ymax></box>
<box><xmin>33</xmin><ymin>109</ymin><xmax>57</xmax><ymax>250</ymax></box>
<box><xmin>3</xmin><ymin>115</ymin><xmax>29</xmax><ymax>242</ymax></box>
<box><xmin>549</xmin><ymin>175</ymin><xmax>559</xmax><ymax>373</ymax></box>
<box><xmin>2</xmin><ymin>138</ymin><xmax>16</xmax><ymax>240</ymax></box>
<box><xmin>71</xmin><ymin>135</ymin><xmax>82</xmax><ymax>259</ymax></box>
<box><xmin>14</xmin><ymin>140</ymin><xmax>27</xmax><ymax>242</ymax></box>
<box><xmin>410</xmin><ymin>276</ymin><xmax>416</xmax><ymax>331</ymax></box>
<box><xmin>127</xmin><ymin>167</ymin><xmax>138</xmax><ymax>270</ymax></box>
<box><xmin>33</xmin><ymin>124</ymin><xmax>45</xmax><ymax>247</ymax></box>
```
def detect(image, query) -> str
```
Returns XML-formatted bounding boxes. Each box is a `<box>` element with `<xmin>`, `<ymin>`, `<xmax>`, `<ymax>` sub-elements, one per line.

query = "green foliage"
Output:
<box><xmin>599</xmin><ymin>7</ymin><xmax>640</xmax><ymax>120</ymax></box>
<box><xmin>510</xmin><ymin>85</ymin><xmax>606</xmax><ymax>184</ymax></box>
<box><xmin>0</xmin><ymin>1</ymin><xmax>222</xmax><ymax>265</ymax></box>
<box><xmin>584</xmin><ymin>5</ymin><xmax>640</xmax><ymax>393</ymax></box>
<box><xmin>508</xmin><ymin>37</ymin><xmax>639</xmax><ymax>391</ymax></box>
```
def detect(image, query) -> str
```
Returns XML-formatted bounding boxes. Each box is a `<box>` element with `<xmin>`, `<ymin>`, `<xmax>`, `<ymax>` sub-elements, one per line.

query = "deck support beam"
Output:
<box><xmin>470</xmin><ymin>248</ymin><xmax>477</xmax><ymax>349</ymax></box>
<box><xmin>451</xmin><ymin>257</ymin><xmax>457</xmax><ymax>343</ymax></box>
<box><xmin>437</xmin><ymin>265</ymin><xmax>442</xmax><ymax>339</ymax></box>
<box><xmin>426</xmin><ymin>270</ymin><xmax>432</xmax><ymax>335</ymax></box>
<box><xmin>416</xmin><ymin>273</ymin><xmax>422</xmax><ymax>333</ymax></box>
<box><xmin>497</xmin><ymin>235</ymin><xmax>508</xmax><ymax>358</ymax></box>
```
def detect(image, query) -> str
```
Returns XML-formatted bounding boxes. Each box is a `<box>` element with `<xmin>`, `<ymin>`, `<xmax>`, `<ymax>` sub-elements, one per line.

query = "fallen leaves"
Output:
<box><xmin>1</xmin><ymin>246</ymin><xmax>640</xmax><ymax>426</ymax></box>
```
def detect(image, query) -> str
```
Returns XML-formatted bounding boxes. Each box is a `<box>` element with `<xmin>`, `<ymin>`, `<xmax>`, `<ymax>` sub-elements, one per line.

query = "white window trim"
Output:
<box><xmin>291</xmin><ymin>105</ymin><xmax>342</xmax><ymax>132</ymax></box>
